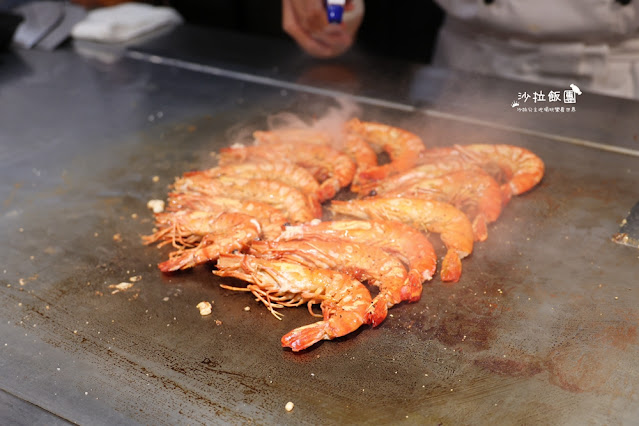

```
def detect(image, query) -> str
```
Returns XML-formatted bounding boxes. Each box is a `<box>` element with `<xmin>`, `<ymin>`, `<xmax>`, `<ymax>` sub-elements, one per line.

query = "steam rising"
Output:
<box><xmin>263</xmin><ymin>97</ymin><xmax>362</xmax><ymax>148</ymax></box>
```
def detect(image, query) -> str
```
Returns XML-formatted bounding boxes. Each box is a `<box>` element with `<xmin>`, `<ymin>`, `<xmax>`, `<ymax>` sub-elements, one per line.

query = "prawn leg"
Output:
<box><xmin>157</xmin><ymin>213</ymin><xmax>261</xmax><ymax>272</ymax></box>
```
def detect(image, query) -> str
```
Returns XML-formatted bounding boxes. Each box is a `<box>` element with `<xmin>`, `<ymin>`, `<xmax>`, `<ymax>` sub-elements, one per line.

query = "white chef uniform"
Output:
<box><xmin>432</xmin><ymin>0</ymin><xmax>639</xmax><ymax>98</ymax></box>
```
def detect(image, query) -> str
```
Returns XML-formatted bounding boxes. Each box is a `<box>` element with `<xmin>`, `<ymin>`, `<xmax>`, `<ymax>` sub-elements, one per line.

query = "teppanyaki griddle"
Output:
<box><xmin>2</xmin><ymin>42</ymin><xmax>639</xmax><ymax>425</ymax></box>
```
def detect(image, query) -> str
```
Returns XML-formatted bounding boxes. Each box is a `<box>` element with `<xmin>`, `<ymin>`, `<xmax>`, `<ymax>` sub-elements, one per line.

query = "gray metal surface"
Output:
<box><xmin>614</xmin><ymin>201</ymin><xmax>639</xmax><ymax>248</ymax></box>
<box><xmin>130</xmin><ymin>25</ymin><xmax>639</xmax><ymax>157</ymax></box>
<box><xmin>1</xmin><ymin>37</ymin><xmax>639</xmax><ymax>425</ymax></box>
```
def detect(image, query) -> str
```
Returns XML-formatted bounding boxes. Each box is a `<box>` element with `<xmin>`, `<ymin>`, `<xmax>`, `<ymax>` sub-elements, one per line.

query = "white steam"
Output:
<box><xmin>264</xmin><ymin>97</ymin><xmax>362</xmax><ymax>148</ymax></box>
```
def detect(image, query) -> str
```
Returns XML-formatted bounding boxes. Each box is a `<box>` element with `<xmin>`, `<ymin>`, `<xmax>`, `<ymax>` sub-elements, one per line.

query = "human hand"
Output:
<box><xmin>282</xmin><ymin>0</ymin><xmax>364</xmax><ymax>58</ymax></box>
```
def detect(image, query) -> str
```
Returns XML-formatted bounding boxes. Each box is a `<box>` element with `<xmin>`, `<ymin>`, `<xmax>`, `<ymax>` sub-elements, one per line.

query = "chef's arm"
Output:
<box><xmin>282</xmin><ymin>0</ymin><xmax>364</xmax><ymax>58</ymax></box>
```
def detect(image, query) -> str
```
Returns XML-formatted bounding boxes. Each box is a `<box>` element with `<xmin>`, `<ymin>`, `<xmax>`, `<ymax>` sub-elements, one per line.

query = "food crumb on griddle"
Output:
<box><xmin>196</xmin><ymin>301</ymin><xmax>212</xmax><ymax>316</ymax></box>
<box><xmin>152</xmin><ymin>176</ymin><xmax>160</xmax><ymax>183</ymax></box>
<box><xmin>147</xmin><ymin>199</ymin><xmax>165</xmax><ymax>214</ymax></box>
<box><xmin>112</xmin><ymin>233</ymin><xmax>122</xmax><ymax>242</ymax></box>
<box><xmin>285</xmin><ymin>401</ymin><xmax>294</xmax><ymax>412</ymax></box>
<box><xmin>129</xmin><ymin>275</ymin><xmax>142</xmax><ymax>282</ymax></box>
<box><xmin>109</xmin><ymin>282</ymin><xmax>133</xmax><ymax>294</ymax></box>
<box><xmin>244</xmin><ymin>306</ymin><xmax>251</xmax><ymax>312</ymax></box>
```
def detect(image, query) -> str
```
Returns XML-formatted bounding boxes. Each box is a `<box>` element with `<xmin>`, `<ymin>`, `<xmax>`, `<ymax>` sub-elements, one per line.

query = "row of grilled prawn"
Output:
<box><xmin>143</xmin><ymin>119</ymin><xmax>544</xmax><ymax>351</ymax></box>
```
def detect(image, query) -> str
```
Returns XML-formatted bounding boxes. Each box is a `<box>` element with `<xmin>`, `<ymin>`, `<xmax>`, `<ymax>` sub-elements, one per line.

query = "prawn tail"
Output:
<box><xmin>349</xmin><ymin>180</ymin><xmax>364</xmax><ymax>194</ymax></box>
<box><xmin>440</xmin><ymin>249</ymin><xmax>462</xmax><ymax>283</ymax></box>
<box><xmin>472</xmin><ymin>215</ymin><xmax>488</xmax><ymax>242</ymax></box>
<box><xmin>281</xmin><ymin>322</ymin><xmax>328</xmax><ymax>352</ymax></box>
<box><xmin>366</xmin><ymin>298</ymin><xmax>389</xmax><ymax>328</ymax></box>
<box><xmin>158</xmin><ymin>252</ymin><xmax>197</xmax><ymax>272</ymax></box>
<box><xmin>158</xmin><ymin>245</ymin><xmax>220</xmax><ymax>272</ymax></box>
<box><xmin>317</xmin><ymin>180</ymin><xmax>341</xmax><ymax>203</ymax></box>
<box><xmin>501</xmin><ymin>185</ymin><xmax>513</xmax><ymax>205</ymax></box>
<box><xmin>358</xmin><ymin>165</ymin><xmax>391</xmax><ymax>184</ymax></box>
<box><xmin>404</xmin><ymin>272</ymin><xmax>424</xmax><ymax>303</ymax></box>
<box><xmin>308</xmin><ymin>194</ymin><xmax>324</xmax><ymax>218</ymax></box>
<box><xmin>359</xmin><ymin>157</ymin><xmax>416</xmax><ymax>184</ymax></box>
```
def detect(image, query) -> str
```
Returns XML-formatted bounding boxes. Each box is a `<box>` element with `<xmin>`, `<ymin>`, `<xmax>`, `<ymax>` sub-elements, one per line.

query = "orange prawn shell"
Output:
<box><xmin>420</xmin><ymin>144</ymin><xmax>545</xmax><ymax>198</ymax></box>
<box><xmin>345</xmin><ymin>118</ymin><xmax>427</xmax><ymax>183</ymax></box>
<box><xmin>214</xmin><ymin>254</ymin><xmax>372</xmax><ymax>352</ymax></box>
<box><xmin>249</xmin><ymin>238</ymin><xmax>411</xmax><ymax>326</ymax></box>
<box><xmin>330</xmin><ymin>198</ymin><xmax>474</xmax><ymax>283</ymax></box>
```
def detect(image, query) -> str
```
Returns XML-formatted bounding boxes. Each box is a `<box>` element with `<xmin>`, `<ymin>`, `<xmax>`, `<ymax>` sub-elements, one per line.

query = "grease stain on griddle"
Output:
<box><xmin>398</xmin><ymin>277</ymin><xmax>507</xmax><ymax>352</ymax></box>
<box><xmin>544</xmin><ymin>316</ymin><xmax>639</xmax><ymax>394</ymax></box>
<box><xmin>474</xmin><ymin>354</ymin><xmax>543</xmax><ymax>378</ymax></box>
<box><xmin>387</xmin><ymin>249</ymin><xmax>639</xmax><ymax>397</ymax></box>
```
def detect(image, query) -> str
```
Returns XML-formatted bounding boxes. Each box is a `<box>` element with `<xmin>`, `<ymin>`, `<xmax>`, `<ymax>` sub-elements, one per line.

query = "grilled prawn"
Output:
<box><xmin>378</xmin><ymin>169</ymin><xmax>503</xmax><ymax>242</ymax></box>
<box><xmin>184</xmin><ymin>161</ymin><xmax>320</xmax><ymax>208</ymax></box>
<box><xmin>255</xmin><ymin>128</ymin><xmax>377</xmax><ymax>194</ymax></box>
<box><xmin>143</xmin><ymin>210</ymin><xmax>228</xmax><ymax>249</ymax></box>
<box><xmin>420</xmin><ymin>144</ymin><xmax>545</xmax><ymax>202</ymax></box>
<box><xmin>277</xmin><ymin>220</ymin><xmax>437</xmax><ymax>297</ymax></box>
<box><xmin>345</xmin><ymin>118</ymin><xmax>426</xmax><ymax>184</ymax></box>
<box><xmin>218</xmin><ymin>143</ymin><xmax>355</xmax><ymax>202</ymax></box>
<box><xmin>156</xmin><ymin>213</ymin><xmax>261</xmax><ymax>272</ymax></box>
<box><xmin>356</xmin><ymin>160</ymin><xmax>475</xmax><ymax>196</ymax></box>
<box><xmin>173</xmin><ymin>175</ymin><xmax>320</xmax><ymax>223</ymax></box>
<box><xmin>253</xmin><ymin>128</ymin><xmax>333</xmax><ymax>146</ymax></box>
<box><xmin>342</xmin><ymin>133</ymin><xmax>378</xmax><ymax>192</ymax></box>
<box><xmin>330</xmin><ymin>198</ymin><xmax>474</xmax><ymax>283</ymax></box>
<box><xmin>250</xmin><ymin>239</ymin><xmax>409</xmax><ymax>327</ymax></box>
<box><xmin>214</xmin><ymin>255</ymin><xmax>371</xmax><ymax>352</ymax></box>
<box><xmin>165</xmin><ymin>194</ymin><xmax>287</xmax><ymax>239</ymax></box>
